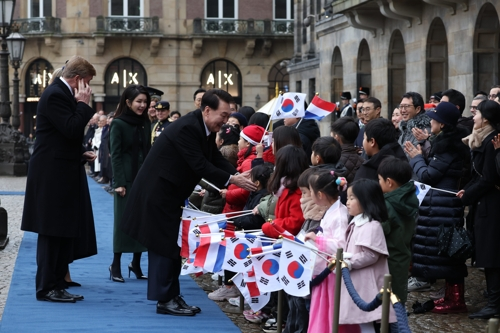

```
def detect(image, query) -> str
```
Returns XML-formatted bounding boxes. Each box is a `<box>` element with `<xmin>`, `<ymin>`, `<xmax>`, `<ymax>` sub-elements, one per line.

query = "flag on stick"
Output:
<box><xmin>232</xmin><ymin>271</ymin><xmax>271</xmax><ymax>312</ymax></box>
<box><xmin>222</xmin><ymin>234</ymin><xmax>260</xmax><ymax>273</ymax></box>
<box><xmin>413</xmin><ymin>181</ymin><xmax>431</xmax><ymax>205</ymax></box>
<box><xmin>252</xmin><ymin>250</ymin><xmax>282</xmax><ymax>292</ymax></box>
<box><xmin>271</xmin><ymin>93</ymin><xmax>307</xmax><ymax>120</ymax></box>
<box><xmin>304</xmin><ymin>95</ymin><xmax>336</xmax><ymax>121</ymax></box>
<box><xmin>178</xmin><ymin>208</ymin><xmax>211</xmax><ymax>258</ymax></box>
<box><xmin>278</xmin><ymin>238</ymin><xmax>316</xmax><ymax>297</ymax></box>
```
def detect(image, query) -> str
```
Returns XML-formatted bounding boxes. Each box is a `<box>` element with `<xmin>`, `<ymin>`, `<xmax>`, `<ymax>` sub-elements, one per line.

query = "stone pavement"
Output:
<box><xmin>0</xmin><ymin>175</ymin><xmax>495</xmax><ymax>332</ymax></box>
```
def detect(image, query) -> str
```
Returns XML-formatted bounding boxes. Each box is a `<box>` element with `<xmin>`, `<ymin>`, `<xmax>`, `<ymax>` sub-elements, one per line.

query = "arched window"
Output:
<box><xmin>104</xmin><ymin>58</ymin><xmax>148</xmax><ymax>112</ymax></box>
<box><xmin>200</xmin><ymin>59</ymin><xmax>242</xmax><ymax>104</ymax></box>
<box><xmin>388</xmin><ymin>30</ymin><xmax>406</xmax><ymax>116</ymax></box>
<box><xmin>357</xmin><ymin>40</ymin><xmax>371</xmax><ymax>100</ymax></box>
<box><xmin>474</xmin><ymin>3</ymin><xmax>500</xmax><ymax>93</ymax></box>
<box><xmin>268</xmin><ymin>61</ymin><xmax>289</xmax><ymax>100</ymax></box>
<box><xmin>331</xmin><ymin>47</ymin><xmax>343</xmax><ymax>103</ymax></box>
<box><xmin>426</xmin><ymin>18</ymin><xmax>448</xmax><ymax>100</ymax></box>
<box><xmin>24</xmin><ymin>58</ymin><xmax>54</xmax><ymax>136</ymax></box>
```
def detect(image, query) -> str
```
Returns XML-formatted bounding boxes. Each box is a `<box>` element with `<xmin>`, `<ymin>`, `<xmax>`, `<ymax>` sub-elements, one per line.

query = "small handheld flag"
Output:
<box><xmin>304</xmin><ymin>95</ymin><xmax>336</xmax><ymax>121</ymax></box>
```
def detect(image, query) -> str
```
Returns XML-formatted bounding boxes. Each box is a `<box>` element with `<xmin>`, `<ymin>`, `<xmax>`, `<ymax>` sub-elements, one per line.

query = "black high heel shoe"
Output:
<box><xmin>109</xmin><ymin>265</ymin><xmax>125</xmax><ymax>283</ymax></box>
<box><xmin>128</xmin><ymin>262</ymin><xmax>147</xmax><ymax>279</ymax></box>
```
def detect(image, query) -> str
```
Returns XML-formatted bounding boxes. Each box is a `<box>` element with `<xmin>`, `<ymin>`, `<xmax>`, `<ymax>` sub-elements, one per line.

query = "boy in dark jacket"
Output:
<box><xmin>330</xmin><ymin>117</ymin><xmax>364</xmax><ymax>183</ymax></box>
<box><xmin>355</xmin><ymin>118</ymin><xmax>407</xmax><ymax>181</ymax></box>
<box><xmin>378</xmin><ymin>156</ymin><xmax>419</xmax><ymax>304</ymax></box>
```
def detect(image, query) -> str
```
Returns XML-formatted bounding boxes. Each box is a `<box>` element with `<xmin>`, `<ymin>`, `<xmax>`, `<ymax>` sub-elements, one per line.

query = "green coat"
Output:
<box><xmin>382</xmin><ymin>181</ymin><xmax>419</xmax><ymax>303</ymax></box>
<box><xmin>110</xmin><ymin>118</ymin><xmax>151</xmax><ymax>253</ymax></box>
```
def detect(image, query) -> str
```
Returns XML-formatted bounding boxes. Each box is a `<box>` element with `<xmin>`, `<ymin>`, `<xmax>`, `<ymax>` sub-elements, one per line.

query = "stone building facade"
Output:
<box><xmin>288</xmin><ymin>0</ymin><xmax>500</xmax><ymax>120</ymax></box>
<box><xmin>10</xmin><ymin>0</ymin><xmax>294</xmax><ymax>137</ymax></box>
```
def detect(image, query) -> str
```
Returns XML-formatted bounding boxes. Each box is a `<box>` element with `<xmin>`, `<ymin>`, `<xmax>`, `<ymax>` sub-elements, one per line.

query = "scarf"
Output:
<box><xmin>114</xmin><ymin>109</ymin><xmax>151</xmax><ymax>182</ymax></box>
<box><xmin>300</xmin><ymin>194</ymin><xmax>326</xmax><ymax>220</ymax></box>
<box><xmin>462</xmin><ymin>124</ymin><xmax>494</xmax><ymax>150</ymax></box>
<box><xmin>274</xmin><ymin>177</ymin><xmax>291</xmax><ymax>198</ymax></box>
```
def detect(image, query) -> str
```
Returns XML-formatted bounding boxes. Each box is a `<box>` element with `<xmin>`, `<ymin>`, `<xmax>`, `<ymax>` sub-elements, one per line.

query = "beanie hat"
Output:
<box><xmin>229</xmin><ymin>112</ymin><xmax>248</xmax><ymax>127</ymax></box>
<box><xmin>240</xmin><ymin>125</ymin><xmax>265</xmax><ymax>146</ymax></box>
<box><xmin>425</xmin><ymin>101</ymin><xmax>460</xmax><ymax>126</ymax></box>
<box><xmin>478</xmin><ymin>100</ymin><xmax>500</xmax><ymax>126</ymax></box>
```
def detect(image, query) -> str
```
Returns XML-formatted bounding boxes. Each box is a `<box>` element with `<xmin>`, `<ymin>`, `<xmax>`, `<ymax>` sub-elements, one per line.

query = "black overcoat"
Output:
<box><xmin>461</xmin><ymin>130</ymin><xmax>500</xmax><ymax>268</ymax></box>
<box><xmin>409</xmin><ymin>127</ymin><xmax>470</xmax><ymax>279</ymax></box>
<box><xmin>121</xmin><ymin>109</ymin><xmax>236</xmax><ymax>258</ymax></box>
<box><xmin>21</xmin><ymin>78</ymin><xmax>97</xmax><ymax>260</ymax></box>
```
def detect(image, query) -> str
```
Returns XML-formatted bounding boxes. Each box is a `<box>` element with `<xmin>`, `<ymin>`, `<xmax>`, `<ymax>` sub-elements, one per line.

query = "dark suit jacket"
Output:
<box><xmin>122</xmin><ymin>109</ymin><xmax>236</xmax><ymax>258</ymax></box>
<box><xmin>21</xmin><ymin>77</ymin><xmax>97</xmax><ymax>259</ymax></box>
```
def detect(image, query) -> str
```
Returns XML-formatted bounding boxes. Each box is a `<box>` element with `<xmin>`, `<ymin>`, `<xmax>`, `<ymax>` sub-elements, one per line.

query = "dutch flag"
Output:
<box><xmin>303</xmin><ymin>95</ymin><xmax>336</xmax><ymax>121</ymax></box>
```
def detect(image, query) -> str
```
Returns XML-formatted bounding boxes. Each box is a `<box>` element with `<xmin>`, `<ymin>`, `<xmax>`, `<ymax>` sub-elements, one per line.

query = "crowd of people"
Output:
<box><xmin>21</xmin><ymin>54</ymin><xmax>500</xmax><ymax>333</ymax></box>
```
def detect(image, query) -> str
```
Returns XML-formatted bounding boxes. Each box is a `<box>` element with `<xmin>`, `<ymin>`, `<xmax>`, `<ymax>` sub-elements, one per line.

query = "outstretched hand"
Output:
<box><xmin>230</xmin><ymin>171</ymin><xmax>257</xmax><ymax>192</ymax></box>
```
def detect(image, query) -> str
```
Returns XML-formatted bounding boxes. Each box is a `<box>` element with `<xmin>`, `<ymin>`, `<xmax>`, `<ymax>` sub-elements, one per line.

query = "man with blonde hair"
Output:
<box><xmin>21</xmin><ymin>55</ymin><xmax>98</xmax><ymax>303</ymax></box>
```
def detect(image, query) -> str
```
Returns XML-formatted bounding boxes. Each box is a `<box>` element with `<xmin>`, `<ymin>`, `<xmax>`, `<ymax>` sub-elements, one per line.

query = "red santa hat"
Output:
<box><xmin>240</xmin><ymin>125</ymin><xmax>265</xmax><ymax>146</ymax></box>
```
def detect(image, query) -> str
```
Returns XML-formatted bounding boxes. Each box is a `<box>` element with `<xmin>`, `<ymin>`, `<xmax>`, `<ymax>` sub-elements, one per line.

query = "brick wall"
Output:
<box><xmin>56</xmin><ymin>0</ymin><xmax>66</xmax><ymax>18</ymax></box>
<box><xmin>239</xmin><ymin>0</ymin><xmax>273</xmax><ymax>20</ymax></box>
<box><xmin>186</xmin><ymin>0</ymin><xmax>204</xmax><ymax>19</ymax></box>
<box><xmin>150</xmin><ymin>0</ymin><xmax>163</xmax><ymax>18</ymax></box>
<box><xmin>89</xmin><ymin>0</ymin><xmax>102</xmax><ymax>17</ymax></box>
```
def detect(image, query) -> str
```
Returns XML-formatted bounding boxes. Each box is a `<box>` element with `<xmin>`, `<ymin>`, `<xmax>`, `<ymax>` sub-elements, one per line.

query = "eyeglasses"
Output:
<box><xmin>357</xmin><ymin>107</ymin><xmax>363</xmax><ymax>111</ymax></box>
<box><xmin>470</xmin><ymin>105</ymin><xmax>478</xmax><ymax>110</ymax></box>
<box><xmin>398</xmin><ymin>104</ymin><xmax>414</xmax><ymax>109</ymax></box>
<box><xmin>362</xmin><ymin>107</ymin><xmax>374</xmax><ymax>113</ymax></box>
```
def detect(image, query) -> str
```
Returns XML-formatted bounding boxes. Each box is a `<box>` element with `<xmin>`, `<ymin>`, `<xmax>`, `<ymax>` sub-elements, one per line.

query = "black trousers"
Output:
<box><xmin>36</xmin><ymin>234</ymin><xmax>74</xmax><ymax>297</ymax></box>
<box><xmin>147</xmin><ymin>250</ymin><xmax>182</xmax><ymax>302</ymax></box>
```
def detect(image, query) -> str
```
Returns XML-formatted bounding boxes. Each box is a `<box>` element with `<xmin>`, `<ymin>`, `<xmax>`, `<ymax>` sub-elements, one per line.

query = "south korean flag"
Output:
<box><xmin>252</xmin><ymin>250</ymin><xmax>282</xmax><ymax>292</ymax></box>
<box><xmin>222</xmin><ymin>236</ymin><xmax>260</xmax><ymax>273</ymax></box>
<box><xmin>232</xmin><ymin>270</ymin><xmax>271</xmax><ymax>312</ymax></box>
<box><xmin>278</xmin><ymin>238</ymin><xmax>316</xmax><ymax>297</ymax></box>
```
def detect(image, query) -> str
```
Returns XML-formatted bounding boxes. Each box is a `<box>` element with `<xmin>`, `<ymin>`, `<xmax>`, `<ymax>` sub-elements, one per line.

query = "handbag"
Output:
<box><xmin>437</xmin><ymin>224</ymin><xmax>474</xmax><ymax>260</ymax></box>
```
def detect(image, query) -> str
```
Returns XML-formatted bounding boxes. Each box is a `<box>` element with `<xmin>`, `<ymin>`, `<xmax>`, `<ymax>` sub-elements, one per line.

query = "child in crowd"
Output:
<box><xmin>310</xmin><ymin>136</ymin><xmax>342</xmax><ymax>168</ymax></box>
<box><xmin>221</xmin><ymin>125</ymin><xmax>266</xmax><ymax>213</ymax></box>
<box><xmin>261</xmin><ymin>145</ymin><xmax>309</xmax><ymax>238</ymax></box>
<box><xmin>377</xmin><ymin>156</ymin><xmax>419</xmax><ymax>305</ymax></box>
<box><xmin>305</xmin><ymin>170</ymin><xmax>349</xmax><ymax>333</ymax></box>
<box><xmin>340</xmin><ymin>179</ymin><xmax>396</xmax><ymax>331</ymax></box>
<box><xmin>354</xmin><ymin>118</ymin><xmax>406</xmax><ymax>181</ymax></box>
<box><xmin>330</xmin><ymin>117</ymin><xmax>365</xmax><ymax>183</ymax></box>
<box><xmin>232</xmin><ymin>163</ymin><xmax>274</xmax><ymax>230</ymax></box>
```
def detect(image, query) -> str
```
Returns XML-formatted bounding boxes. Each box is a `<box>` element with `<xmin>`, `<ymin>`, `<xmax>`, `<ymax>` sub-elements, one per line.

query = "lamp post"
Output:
<box><xmin>0</xmin><ymin>0</ymin><xmax>15</xmax><ymax>123</ymax></box>
<box><xmin>6</xmin><ymin>27</ymin><xmax>25</xmax><ymax>131</ymax></box>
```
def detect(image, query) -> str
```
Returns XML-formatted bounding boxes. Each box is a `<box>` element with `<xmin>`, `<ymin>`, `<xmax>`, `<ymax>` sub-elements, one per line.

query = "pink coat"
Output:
<box><xmin>309</xmin><ymin>200</ymin><xmax>349</xmax><ymax>333</ymax></box>
<box><xmin>339</xmin><ymin>214</ymin><xmax>396</xmax><ymax>325</ymax></box>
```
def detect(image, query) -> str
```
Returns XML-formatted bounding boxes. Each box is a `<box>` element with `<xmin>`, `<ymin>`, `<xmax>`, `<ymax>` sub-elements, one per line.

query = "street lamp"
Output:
<box><xmin>0</xmin><ymin>0</ymin><xmax>15</xmax><ymax>123</ymax></box>
<box><xmin>6</xmin><ymin>27</ymin><xmax>25</xmax><ymax>131</ymax></box>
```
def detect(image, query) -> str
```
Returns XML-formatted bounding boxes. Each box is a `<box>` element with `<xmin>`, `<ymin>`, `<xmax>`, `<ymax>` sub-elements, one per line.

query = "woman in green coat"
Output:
<box><xmin>109</xmin><ymin>85</ymin><xmax>151</xmax><ymax>282</ymax></box>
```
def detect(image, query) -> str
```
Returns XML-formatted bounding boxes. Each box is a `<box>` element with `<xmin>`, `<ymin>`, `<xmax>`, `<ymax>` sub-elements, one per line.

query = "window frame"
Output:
<box><xmin>273</xmin><ymin>0</ymin><xmax>293</xmax><ymax>20</ymax></box>
<box><xmin>27</xmin><ymin>0</ymin><xmax>52</xmax><ymax>18</ymax></box>
<box><xmin>109</xmin><ymin>0</ymin><xmax>144</xmax><ymax>17</ymax></box>
<box><xmin>205</xmin><ymin>0</ymin><xmax>238</xmax><ymax>19</ymax></box>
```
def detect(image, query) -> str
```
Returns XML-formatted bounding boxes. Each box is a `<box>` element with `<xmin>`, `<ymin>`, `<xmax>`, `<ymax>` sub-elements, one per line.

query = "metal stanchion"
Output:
<box><xmin>332</xmin><ymin>248</ymin><xmax>343</xmax><ymax>333</ymax></box>
<box><xmin>277</xmin><ymin>289</ymin><xmax>284</xmax><ymax>333</ymax></box>
<box><xmin>380</xmin><ymin>274</ymin><xmax>392</xmax><ymax>333</ymax></box>
<box><xmin>486</xmin><ymin>318</ymin><xmax>499</xmax><ymax>333</ymax></box>
<box><xmin>239</xmin><ymin>294</ymin><xmax>244</xmax><ymax>313</ymax></box>
<box><xmin>218</xmin><ymin>275</ymin><xmax>223</xmax><ymax>286</ymax></box>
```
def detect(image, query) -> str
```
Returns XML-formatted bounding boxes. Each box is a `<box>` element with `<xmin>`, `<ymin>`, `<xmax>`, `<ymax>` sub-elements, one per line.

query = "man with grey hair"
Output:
<box><xmin>21</xmin><ymin>55</ymin><xmax>98</xmax><ymax>303</ymax></box>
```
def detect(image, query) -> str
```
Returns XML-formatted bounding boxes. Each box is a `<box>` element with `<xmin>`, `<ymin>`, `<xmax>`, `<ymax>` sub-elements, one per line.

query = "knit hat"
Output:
<box><xmin>478</xmin><ymin>100</ymin><xmax>500</xmax><ymax>126</ymax></box>
<box><xmin>430</xmin><ymin>91</ymin><xmax>442</xmax><ymax>102</ymax></box>
<box><xmin>240</xmin><ymin>125</ymin><xmax>265</xmax><ymax>146</ymax></box>
<box><xmin>425</xmin><ymin>101</ymin><xmax>460</xmax><ymax>126</ymax></box>
<box><xmin>229</xmin><ymin>112</ymin><xmax>248</xmax><ymax>127</ymax></box>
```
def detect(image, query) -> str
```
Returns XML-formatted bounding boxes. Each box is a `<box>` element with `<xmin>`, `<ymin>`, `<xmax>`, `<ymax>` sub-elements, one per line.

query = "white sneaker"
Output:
<box><xmin>407</xmin><ymin>277</ymin><xmax>431</xmax><ymax>292</ymax></box>
<box><xmin>228</xmin><ymin>296</ymin><xmax>240</xmax><ymax>307</ymax></box>
<box><xmin>211</xmin><ymin>273</ymin><xmax>220</xmax><ymax>281</ymax></box>
<box><xmin>208</xmin><ymin>286</ymin><xmax>239</xmax><ymax>301</ymax></box>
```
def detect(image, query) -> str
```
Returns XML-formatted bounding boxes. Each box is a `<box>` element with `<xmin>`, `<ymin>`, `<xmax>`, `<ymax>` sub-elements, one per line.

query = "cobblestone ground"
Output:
<box><xmin>0</xmin><ymin>176</ymin><xmax>495</xmax><ymax>332</ymax></box>
<box><xmin>0</xmin><ymin>176</ymin><xmax>27</xmax><ymax>321</ymax></box>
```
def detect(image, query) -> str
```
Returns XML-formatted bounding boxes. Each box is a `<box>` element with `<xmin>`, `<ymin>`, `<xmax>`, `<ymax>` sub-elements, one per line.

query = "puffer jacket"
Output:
<box><xmin>337</xmin><ymin>143</ymin><xmax>364</xmax><ymax>184</ymax></box>
<box><xmin>409</xmin><ymin>126</ymin><xmax>470</xmax><ymax>279</ymax></box>
<box><xmin>398</xmin><ymin>110</ymin><xmax>431</xmax><ymax>159</ymax></box>
<box><xmin>223</xmin><ymin>148</ymin><xmax>255</xmax><ymax>213</ymax></box>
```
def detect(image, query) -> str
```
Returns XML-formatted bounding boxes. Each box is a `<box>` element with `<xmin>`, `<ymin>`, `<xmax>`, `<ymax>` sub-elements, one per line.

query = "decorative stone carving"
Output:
<box><xmin>192</xmin><ymin>38</ymin><xmax>203</xmax><ymax>57</ymax></box>
<box><xmin>245</xmin><ymin>39</ymin><xmax>256</xmax><ymax>58</ymax></box>
<box><xmin>0</xmin><ymin>123</ymin><xmax>29</xmax><ymax>176</ymax></box>
<box><xmin>44</xmin><ymin>37</ymin><xmax>61</xmax><ymax>55</ymax></box>
<box><xmin>262</xmin><ymin>39</ymin><xmax>272</xmax><ymax>57</ymax></box>
<box><xmin>150</xmin><ymin>37</ymin><xmax>160</xmax><ymax>57</ymax></box>
<box><xmin>95</xmin><ymin>36</ymin><xmax>105</xmax><ymax>56</ymax></box>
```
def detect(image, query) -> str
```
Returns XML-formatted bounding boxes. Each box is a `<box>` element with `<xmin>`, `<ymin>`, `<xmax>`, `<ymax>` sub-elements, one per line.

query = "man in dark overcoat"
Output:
<box><xmin>122</xmin><ymin>89</ymin><xmax>256</xmax><ymax>316</ymax></box>
<box><xmin>21</xmin><ymin>56</ymin><xmax>97</xmax><ymax>303</ymax></box>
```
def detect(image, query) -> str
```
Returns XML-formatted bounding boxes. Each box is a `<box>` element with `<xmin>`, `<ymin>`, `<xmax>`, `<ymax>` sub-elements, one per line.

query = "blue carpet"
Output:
<box><xmin>0</xmin><ymin>191</ymin><xmax>25</xmax><ymax>195</ymax></box>
<box><xmin>0</xmin><ymin>177</ymin><xmax>239</xmax><ymax>332</ymax></box>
